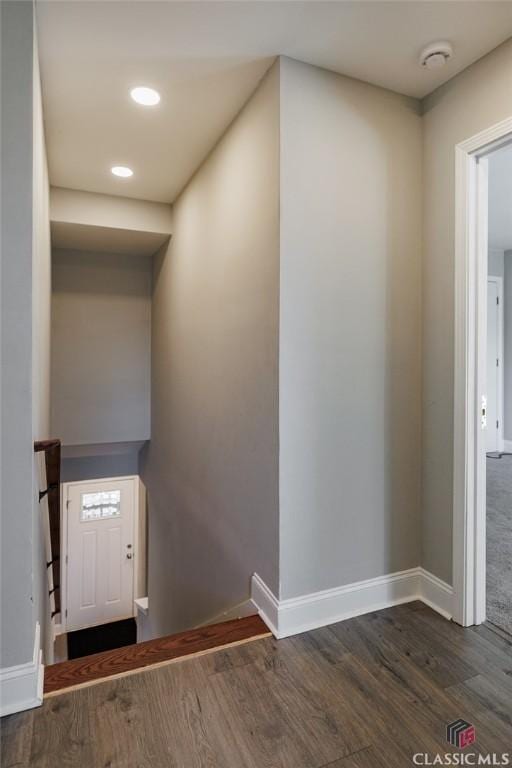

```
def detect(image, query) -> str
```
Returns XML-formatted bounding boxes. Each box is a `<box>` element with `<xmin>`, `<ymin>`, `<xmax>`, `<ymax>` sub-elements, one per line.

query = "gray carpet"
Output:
<box><xmin>487</xmin><ymin>454</ymin><xmax>512</xmax><ymax>635</ymax></box>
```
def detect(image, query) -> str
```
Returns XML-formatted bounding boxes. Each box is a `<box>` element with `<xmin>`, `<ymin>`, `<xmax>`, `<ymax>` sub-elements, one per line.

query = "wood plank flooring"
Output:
<box><xmin>2</xmin><ymin>603</ymin><xmax>511</xmax><ymax>768</ymax></box>
<box><xmin>43</xmin><ymin>614</ymin><xmax>270</xmax><ymax>695</ymax></box>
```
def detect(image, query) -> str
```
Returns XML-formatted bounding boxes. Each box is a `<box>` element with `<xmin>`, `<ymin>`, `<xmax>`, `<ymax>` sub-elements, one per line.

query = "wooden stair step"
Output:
<box><xmin>44</xmin><ymin>614</ymin><xmax>270</xmax><ymax>696</ymax></box>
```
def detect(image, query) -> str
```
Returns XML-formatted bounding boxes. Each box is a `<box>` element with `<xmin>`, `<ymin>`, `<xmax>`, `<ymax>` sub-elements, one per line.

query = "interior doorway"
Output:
<box><xmin>485</xmin><ymin>144</ymin><xmax>512</xmax><ymax>636</ymax></box>
<box><xmin>453</xmin><ymin>117</ymin><xmax>512</xmax><ymax>631</ymax></box>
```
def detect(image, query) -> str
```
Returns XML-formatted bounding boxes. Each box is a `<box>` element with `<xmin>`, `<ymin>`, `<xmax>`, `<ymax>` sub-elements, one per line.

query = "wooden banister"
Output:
<box><xmin>35</xmin><ymin>439</ymin><xmax>61</xmax><ymax>616</ymax></box>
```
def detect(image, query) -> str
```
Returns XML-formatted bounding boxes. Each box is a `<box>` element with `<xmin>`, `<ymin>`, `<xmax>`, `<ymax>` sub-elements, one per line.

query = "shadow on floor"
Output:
<box><xmin>67</xmin><ymin>618</ymin><xmax>137</xmax><ymax>659</ymax></box>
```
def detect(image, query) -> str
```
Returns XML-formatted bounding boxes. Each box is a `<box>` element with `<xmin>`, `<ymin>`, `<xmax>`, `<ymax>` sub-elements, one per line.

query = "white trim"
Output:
<box><xmin>251</xmin><ymin>576</ymin><xmax>280</xmax><ymax>636</ymax></box>
<box><xmin>134</xmin><ymin>597</ymin><xmax>149</xmax><ymax>616</ymax></box>
<box><xmin>0</xmin><ymin>622</ymin><xmax>44</xmax><ymax>717</ymax></box>
<box><xmin>503</xmin><ymin>440</ymin><xmax>512</xmax><ymax>453</ymax></box>
<box><xmin>418</xmin><ymin>568</ymin><xmax>453</xmax><ymax>620</ymax></box>
<box><xmin>251</xmin><ymin>569</ymin><xmax>453</xmax><ymax>639</ymax></box>
<box><xmin>453</xmin><ymin>116</ymin><xmax>512</xmax><ymax>628</ymax></box>
<box><xmin>60</xmin><ymin>480</ymin><xmax>67</xmax><ymax>633</ymax></box>
<box><xmin>456</xmin><ymin>116</ymin><xmax>512</xmax><ymax>156</ymax></box>
<box><xmin>61</xmin><ymin>475</ymin><xmax>140</xmax><ymax>633</ymax></box>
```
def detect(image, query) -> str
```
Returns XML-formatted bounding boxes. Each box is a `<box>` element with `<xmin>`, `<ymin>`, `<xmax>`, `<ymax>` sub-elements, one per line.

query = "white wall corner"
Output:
<box><xmin>252</xmin><ymin>568</ymin><xmax>453</xmax><ymax>639</ymax></box>
<box><xmin>0</xmin><ymin>622</ymin><xmax>44</xmax><ymax>717</ymax></box>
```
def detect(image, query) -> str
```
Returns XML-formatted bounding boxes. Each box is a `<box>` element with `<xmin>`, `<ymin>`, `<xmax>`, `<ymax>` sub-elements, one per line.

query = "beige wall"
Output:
<box><xmin>1</xmin><ymin>1</ymin><xmax>52</xmax><ymax>669</ymax></box>
<box><xmin>1</xmin><ymin>0</ymin><xmax>36</xmax><ymax>669</ymax></box>
<box><xmin>50</xmin><ymin>187</ymin><xmax>173</xmax><ymax>235</ymax></box>
<box><xmin>50</xmin><ymin>187</ymin><xmax>172</xmax><ymax>256</ymax></box>
<box><xmin>51</xmin><ymin>249</ymin><xmax>151</xmax><ymax>446</ymax></box>
<box><xmin>33</xmin><ymin>40</ymin><xmax>51</xmax><ymax>444</ymax></box>
<box><xmin>421</xmin><ymin>39</ymin><xmax>512</xmax><ymax>584</ymax></box>
<box><xmin>140</xmin><ymin>62</ymin><xmax>280</xmax><ymax>636</ymax></box>
<box><xmin>279</xmin><ymin>57</ymin><xmax>423</xmax><ymax>598</ymax></box>
<box><xmin>33</xmin><ymin>14</ymin><xmax>53</xmax><ymax>663</ymax></box>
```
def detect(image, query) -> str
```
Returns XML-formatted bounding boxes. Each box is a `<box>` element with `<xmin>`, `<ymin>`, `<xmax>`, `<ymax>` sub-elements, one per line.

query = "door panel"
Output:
<box><xmin>81</xmin><ymin>530</ymin><xmax>97</xmax><ymax>608</ymax></box>
<box><xmin>66</xmin><ymin>478</ymin><xmax>135</xmax><ymax>631</ymax></box>
<box><xmin>105</xmin><ymin>526</ymin><xmax>122</xmax><ymax>603</ymax></box>
<box><xmin>486</xmin><ymin>280</ymin><xmax>499</xmax><ymax>453</ymax></box>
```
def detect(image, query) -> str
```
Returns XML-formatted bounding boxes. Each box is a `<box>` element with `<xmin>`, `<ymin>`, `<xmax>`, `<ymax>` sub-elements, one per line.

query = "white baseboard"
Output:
<box><xmin>418</xmin><ymin>567</ymin><xmax>453</xmax><ymax>619</ymax></box>
<box><xmin>134</xmin><ymin>597</ymin><xmax>149</xmax><ymax>617</ymax></box>
<box><xmin>251</xmin><ymin>567</ymin><xmax>453</xmax><ymax>639</ymax></box>
<box><xmin>251</xmin><ymin>577</ymin><xmax>280</xmax><ymax>635</ymax></box>
<box><xmin>503</xmin><ymin>439</ymin><xmax>512</xmax><ymax>453</ymax></box>
<box><xmin>0</xmin><ymin>622</ymin><xmax>44</xmax><ymax>717</ymax></box>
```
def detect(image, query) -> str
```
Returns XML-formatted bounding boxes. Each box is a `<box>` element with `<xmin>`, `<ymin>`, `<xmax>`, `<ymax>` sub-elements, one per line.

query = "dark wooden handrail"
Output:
<box><xmin>34</xmin><ymin>439</ymin><xmax>61</xmax><ymax>453</ymax></box>
<box><xmin>35</xmin><ymin>439</ymin><xmax>61</xmax><ymax>617</ymax></box>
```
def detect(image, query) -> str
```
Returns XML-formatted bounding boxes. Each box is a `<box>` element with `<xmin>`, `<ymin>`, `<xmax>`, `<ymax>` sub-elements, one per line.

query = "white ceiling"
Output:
<box><xmin>489</xmin><ymin>143</ymin><xmax>512</xmax><ymax>253</ymax></box>
<box><xmin>36</xmin><ymin>1</ymin><xmax>512</xmax><ymax>203</ymax></box>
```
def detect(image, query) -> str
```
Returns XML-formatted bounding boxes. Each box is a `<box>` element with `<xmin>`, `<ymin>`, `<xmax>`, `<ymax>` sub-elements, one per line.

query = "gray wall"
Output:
<box><xmin>140</xmin><ymin>62</ymin><xmax>280</xmax><ymax>636</ymax></box>
<box><xmin>488</xmin><ymin>248</ymin><xmax>504</xmax><ymax>279</ymax></box>
<box><xmin>1</xmin><ymin>1</ymin><xmax>51</xmax><ymax>668</ymax></box>
<box><xmin>422</xmin><ymin>39</ymin><xmax>512</xmax><ymax>584</ymax></box>
<box><xmin>279</xmin><ymin>57</ymin><xmax>423</xmax><ymax>599</ymax></box>
<box><xmin>51</xmin><ymin>249</ymin><xmax>151</xmax><ymax>446</ymax></box>
<box><xmin>32</xmin><ymin>9</ymin><xmax>53</xmax><ymax>663</ymax></box>
<box><xmin>61</xmin><ymin>452</ymin><xmax>140</xmax><ymax>482</ymax></box>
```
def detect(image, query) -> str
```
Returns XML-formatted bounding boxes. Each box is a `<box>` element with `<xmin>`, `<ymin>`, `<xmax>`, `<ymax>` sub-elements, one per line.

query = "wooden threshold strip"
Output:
<box><xmin>44</xmin><ymin>614</ymin><xmax>270</xmax><ymax>696</ymax></box>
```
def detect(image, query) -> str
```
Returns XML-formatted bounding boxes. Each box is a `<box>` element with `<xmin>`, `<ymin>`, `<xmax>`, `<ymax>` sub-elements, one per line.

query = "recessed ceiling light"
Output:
<box><xmin>130</xmin><ymin>86</ymin><xmax>160</xmax><ymax>106</ymax></box>
<box><xmin>111</xmin><ymin>166</ymin><xmax>133</xmax><ymax>178</ymax></box>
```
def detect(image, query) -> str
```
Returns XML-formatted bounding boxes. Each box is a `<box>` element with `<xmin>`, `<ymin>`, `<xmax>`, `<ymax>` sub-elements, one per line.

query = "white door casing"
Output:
<box><xmin>453</xmin><ymin>116</ymin><xmax>512</xmax><ymax>628</ymax></box>
<box><xmin>65</xmin><ymin>477</ymin><xmax>137</xmax><ymax>632</ymax></box>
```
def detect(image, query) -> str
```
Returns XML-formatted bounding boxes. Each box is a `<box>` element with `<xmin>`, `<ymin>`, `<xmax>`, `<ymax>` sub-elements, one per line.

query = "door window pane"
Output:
<box><xmin>81</xmin><ymin>490</ymin><xmax>121</xmax><ymax>521</ymax></box>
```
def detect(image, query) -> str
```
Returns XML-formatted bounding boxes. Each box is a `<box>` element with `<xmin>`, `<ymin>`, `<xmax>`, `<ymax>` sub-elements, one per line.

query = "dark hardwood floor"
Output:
<box><xmin>2</xmin><ymin>602</ymin><xmax>511</xmax><ymax>768</ymax></box>
<box><xmin>44</xmin><ymin>614</ymin><xmax>270</xmax><ymax>694</ymax></box>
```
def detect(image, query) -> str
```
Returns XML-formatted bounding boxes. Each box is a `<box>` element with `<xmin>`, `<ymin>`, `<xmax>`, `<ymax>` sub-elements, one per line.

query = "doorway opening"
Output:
<box><xmin>453</xmin><ymin>117</ymin><xmax>512</xmax><ymax>632</ymax></box>
<box><xmin>484</xmin><ymin>144</ymin><xmax>512</xmax><ymax>636</ymax></box>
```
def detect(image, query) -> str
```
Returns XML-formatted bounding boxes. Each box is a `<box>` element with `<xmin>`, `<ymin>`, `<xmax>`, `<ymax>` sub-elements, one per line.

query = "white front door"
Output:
<box><xmin>66</xmin><ymin>478</ymin><xmax>135</xmax><ymax>631</ymax></box>
<box><xmin>486</xmin><ymin>279</ymin><xmax>501</xmax><ymax>453</ymax></box>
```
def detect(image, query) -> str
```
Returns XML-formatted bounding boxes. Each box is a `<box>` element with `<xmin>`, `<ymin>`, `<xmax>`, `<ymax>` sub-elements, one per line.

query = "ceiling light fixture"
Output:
<box><xmin>130</xmin><ymin>86</ymin><xmax>161</xmax><ymax>106</ymax></box>
<box><xmin>419</xmin><ymin>41</ymin><xmax>453</xmax><ymax>71</ymax></box>
<box><xmin>111</xmin><ymin>165</ymin><xmax>133</xmax><ymax>178</ymax></box>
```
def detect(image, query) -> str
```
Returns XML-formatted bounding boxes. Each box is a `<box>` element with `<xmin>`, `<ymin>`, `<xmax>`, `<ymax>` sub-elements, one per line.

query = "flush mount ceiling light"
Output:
<box><xmin>130</xmin><ymin>86</ymin><xmax>161</xmax><ymax>106</ymax></box>
<box><xmin>419</xmin><ymin>41</ymin><xmax>453</xmax><ymax>71</ymax></box>
<box><xmin>111</xmin><ymin>165</ymin><xmax>133</xmax><ymax>178</ymax></box>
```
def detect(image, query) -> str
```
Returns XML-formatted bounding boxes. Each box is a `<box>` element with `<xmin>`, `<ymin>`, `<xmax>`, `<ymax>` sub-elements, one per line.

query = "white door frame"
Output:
<box><xmin>60</xmin><ymin>475</ymin><xmax>140</xmax><ymax>633</ymax></box>
<box><xmin>453</xmin><ymin>116</ymin><xmax>512</xmax><ymax>627</ymax></box>
<box><xmin>487</xmin><ymin>275</ymin><xmax>505</xmax><ymax>454</ymax></box>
